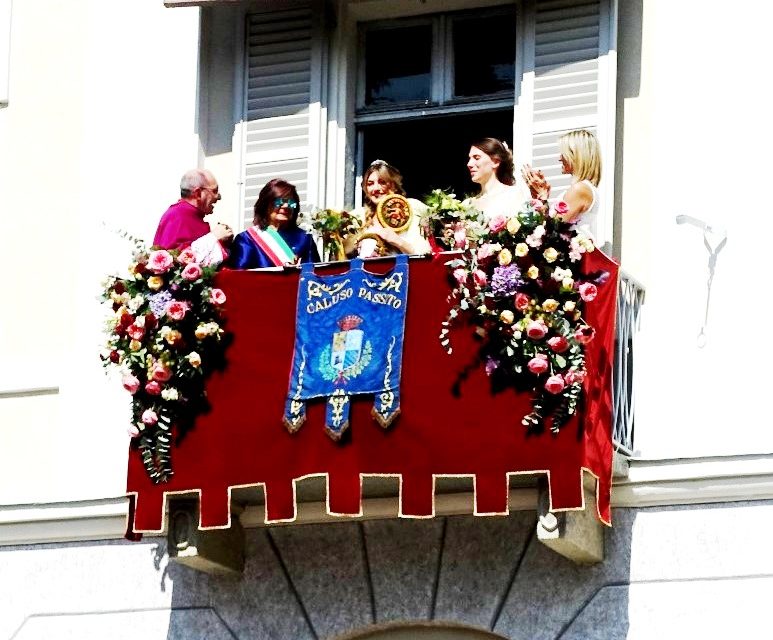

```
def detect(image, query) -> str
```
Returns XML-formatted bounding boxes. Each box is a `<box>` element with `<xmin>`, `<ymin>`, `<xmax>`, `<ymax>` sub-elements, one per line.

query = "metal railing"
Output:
<box><xmin>612</xmin><ymin>269</ymin><xmax>645</xmax><ymax>456</ymax></box>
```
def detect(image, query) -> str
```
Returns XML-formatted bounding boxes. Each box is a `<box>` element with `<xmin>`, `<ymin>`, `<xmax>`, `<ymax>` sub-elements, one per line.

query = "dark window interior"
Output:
<box><xmin>360</xmin><ymin>110</ymin><xmax>514</xmax><ymax>201</ymax></box>
<box><xmin>453</xmin><ymin>15</ymin><xmax>516</xmax><ymax>98</ymax></box>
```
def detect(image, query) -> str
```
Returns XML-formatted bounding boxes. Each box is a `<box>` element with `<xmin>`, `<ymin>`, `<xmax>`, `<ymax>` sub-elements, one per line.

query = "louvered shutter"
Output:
<box><xmin>241</xmin><ymin>4</ymin><xmax>319</xmax><ymax>228</ymax></box>
<box><xmin>518</xmin><ymin>0</ymin><xmax>615</xmax><ymax>245</ymax></box>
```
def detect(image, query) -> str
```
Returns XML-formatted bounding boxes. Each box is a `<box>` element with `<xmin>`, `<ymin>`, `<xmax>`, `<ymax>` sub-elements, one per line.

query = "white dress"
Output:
<box><xmin>351</xmin><ymin>197</ymin><xmax>431</xmax><ymax>256</ymax></box>
<box><xmin>469</xmin><ymin>182</ymin><xmax>531</xmax><ymax>220</ymax></box>
<box><xmin>560</xmin><ymin>179</ymin><xmax>600</xmax><ymax>242</ymax></box>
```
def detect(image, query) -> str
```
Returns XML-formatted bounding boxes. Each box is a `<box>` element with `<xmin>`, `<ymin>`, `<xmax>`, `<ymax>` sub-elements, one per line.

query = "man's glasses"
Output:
<box><xmin>273</xmin><ymin>197</ymin><xmax>298</xmax><ymax>209</ymax></box>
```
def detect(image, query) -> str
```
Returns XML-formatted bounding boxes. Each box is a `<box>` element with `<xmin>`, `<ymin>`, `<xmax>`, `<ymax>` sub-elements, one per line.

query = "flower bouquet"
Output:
<box><xmin>311</xmin><ymin>208</ymin><xmax>361</xmax><ymax>261</ymax></box>
<box><xmin>442</xmin><ymin>199</ymin><xmax>608</xmax><ymax>434</ymax></box>
<box><xmin>101</xmin><ymin>241</ymin><xmax>229</xmax><ymax>483</ymax></box>
<box><xmin>421</xmin><ymin>189</ymin><xmax>485</xmax><ymax>251</ymax></box>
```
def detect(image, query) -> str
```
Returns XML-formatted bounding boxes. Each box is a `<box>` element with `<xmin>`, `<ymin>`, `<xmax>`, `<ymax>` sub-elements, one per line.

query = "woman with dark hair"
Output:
<box><xmin>343</xmin><ymin>160</ymin><xmax>430</xmax><ymax>258</ymax></box>
<box><xmin>466</xmin><ymin>137</ymin><xmax>530</xmax><ymax>219</ymax></box>
<box><xmin>227</xmin><ymin>178</ymin><xmax>319</xmax><ymax>269</ymax></box>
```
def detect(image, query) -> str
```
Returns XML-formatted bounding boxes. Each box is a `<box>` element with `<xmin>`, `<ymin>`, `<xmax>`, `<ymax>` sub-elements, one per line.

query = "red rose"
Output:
<box><xmin>166</xmin><ymin>300</ymin><xmax>188</xmax><ymax>321</ymax></box>
<box><xmin>109</xmin><ymin>351</ymin><xmax>120</xmax><ymax>363</ymax></box>
<box><xmin>151</xmin><ymin>363</ymin><xmax>173</xmax><ymax>382</ymax></box>
<box><xmin>526</xmin><ymin>320</ymin><xmax>548</xmax><ymax>340</ymax></box>
<box><xmin>473</xmin><ymin>270</ymin><xmax>487</xmax><ymax>286</ymax></box>
<box><xmin>527</xmin><ymin>355</ymin><xmax>549</xmax><ymax>375</ymax></box>
<box><xmin>113</xmin><ymin>281</ymin><xmax>126</xmax><ymax>295</ymax></box>
<box><xmin>127</xmin><ymin>324</ymin><xmax>145</xmax><ymax>341</ymax></box>
<box><xmin>145</xmin><ymin>381</ymin><xmax>162</xmax><ymax>395</ymax></box>
<box><xmin>547</xmin><ymin>336</ymin><xmax>569</xmax><ymax>353</ymax></box>
<box><xmin>544</xmin><ymin>375</ymin><xmax>566</xmax><ymax>394</ymax></box>
<box><xmin>515</xmin><ymin>293</ymin><xmax>531</xmax><ymax>311</ymax></box>
<box><xmin>144</xmin><ymin>313</ymin><xmax>157</xmax><ymax>330</ymax></box>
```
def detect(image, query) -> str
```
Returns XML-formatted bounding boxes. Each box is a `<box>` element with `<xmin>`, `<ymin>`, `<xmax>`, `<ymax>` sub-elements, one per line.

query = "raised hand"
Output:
<box><xmin>521</xmin><ymin>164</ymin><xmax>551</xmax><ymax>200</ymax></box>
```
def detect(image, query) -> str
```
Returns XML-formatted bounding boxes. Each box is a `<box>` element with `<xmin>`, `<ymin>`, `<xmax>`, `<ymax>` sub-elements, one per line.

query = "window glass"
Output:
<box><xmin>365</xmin><ymin>25</ymin><xmax>433</xmax><ymax>106</ymax></box>
<box><xmin>453</xmin><ymin>14</ymin><xmax>516</xmax><ymax>98</ymax></box>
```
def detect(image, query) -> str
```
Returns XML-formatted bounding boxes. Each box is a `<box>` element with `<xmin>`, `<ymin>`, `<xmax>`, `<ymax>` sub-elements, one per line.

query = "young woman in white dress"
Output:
<box><xmin>466</xmin><ymin>138</ymin><xmax>531</xmax><ymax>220</ymax></box>
<box><xmin>344</xmin><ymin>160</ymin><xmax>431</xmax><ymax>258</ymax></box>
<box><xmin>522</xmin><ymin>129</ymin><xmax>601</xmax><ymax>241</ymax></box>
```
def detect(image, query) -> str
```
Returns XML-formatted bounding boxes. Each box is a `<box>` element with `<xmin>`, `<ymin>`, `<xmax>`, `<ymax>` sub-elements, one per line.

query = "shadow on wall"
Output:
<box><xmin>164</xmin><ymin>510</ymin><xmax>635</xmax><ymax>640</ymax></box>
<box><xmin>613</xmin><ymin>0</ymin><xmax>644</xmax><ymax>260</ymax></box>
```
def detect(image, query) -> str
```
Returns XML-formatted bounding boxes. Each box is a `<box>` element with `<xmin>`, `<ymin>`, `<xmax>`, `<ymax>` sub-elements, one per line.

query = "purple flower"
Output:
<box><xmin>490</xmin><ymin>264</ymin><xmax>523</xmax><ymax>297</ymax></box>
<box><xmin>148</xmin><ymin>290</ymin><xmax>173</xmax><ymax>318</ymax></box>
<box><xmin>485</xmin><ymin>357</ymin><xmax>499</xmax><ymax>376</ymax></box>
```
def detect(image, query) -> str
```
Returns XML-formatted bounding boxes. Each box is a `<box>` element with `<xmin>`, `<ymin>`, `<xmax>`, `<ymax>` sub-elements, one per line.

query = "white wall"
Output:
<box><xmin>620</xmin><ymin>0</ymin><xmax>773</xmax><ymax>458</ymax></box>
<box><xmin>0</xmin><ymin>0</ymin><xmax>202</xmax><ymax>504</ymax></box>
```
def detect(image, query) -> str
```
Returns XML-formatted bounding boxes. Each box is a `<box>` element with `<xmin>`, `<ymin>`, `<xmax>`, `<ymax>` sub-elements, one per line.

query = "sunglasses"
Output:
<box><xmin>273</xmin><ymin>197</ymin><xmax>298</xmax><ymax>209</ymax></box>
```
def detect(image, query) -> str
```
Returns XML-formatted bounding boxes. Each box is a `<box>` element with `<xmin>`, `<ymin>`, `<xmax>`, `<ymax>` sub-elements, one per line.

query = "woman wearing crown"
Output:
<box><xmin>344</xmin><ymin>160</ymin><xmax>431</xmax><ymax>258</ymax></box>
<box><xmin>466</xmin><ymin>138</ymin><xmax>531</xmax><ymax>220</ymax></box>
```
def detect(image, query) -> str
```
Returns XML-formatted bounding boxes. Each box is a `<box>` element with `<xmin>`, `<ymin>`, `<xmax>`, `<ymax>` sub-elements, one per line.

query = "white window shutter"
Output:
<box><xmin>240</xmin><ymin>4</ymin><xmax>321</xmax><ymax>229</ymax></box>
<box><xmin>516</xmin><ymin>0</ymin><xmax>616</xmax><ymax>245</ymax></box>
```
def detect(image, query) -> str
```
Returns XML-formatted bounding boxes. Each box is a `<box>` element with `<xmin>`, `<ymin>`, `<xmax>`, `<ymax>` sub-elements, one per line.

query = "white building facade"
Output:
<box><xmin>1</xmin><ymin>0</ymin><xmax>772</xmax><ymax>637</ymax></box>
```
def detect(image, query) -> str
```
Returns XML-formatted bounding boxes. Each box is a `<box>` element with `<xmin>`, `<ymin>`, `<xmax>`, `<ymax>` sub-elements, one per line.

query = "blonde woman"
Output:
<box><xmin>522</xmin><ymin>129</ymin><xmax>602</xmax><ymax>240</ymax></box>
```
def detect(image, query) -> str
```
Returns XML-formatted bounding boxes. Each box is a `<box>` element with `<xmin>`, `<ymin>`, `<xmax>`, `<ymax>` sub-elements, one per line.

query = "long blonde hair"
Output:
<box><xmin>559</xmin><ymin>129</ymin><xmax>601</xmax><ymax>186</ymax></box>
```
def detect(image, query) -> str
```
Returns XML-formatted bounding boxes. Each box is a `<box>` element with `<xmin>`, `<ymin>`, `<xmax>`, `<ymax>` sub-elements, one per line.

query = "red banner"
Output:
<box><xmin>127</xmin><ymin>252</ymin><xmax>617</xmax><ymax>534</ymax></box>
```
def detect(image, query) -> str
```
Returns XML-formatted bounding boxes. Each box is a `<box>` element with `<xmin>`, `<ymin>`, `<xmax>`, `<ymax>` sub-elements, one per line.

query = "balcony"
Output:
<box><xmin>126</xmin><ymin>251</ymin><xmax>641</xmax><ymax>572</ymax></box>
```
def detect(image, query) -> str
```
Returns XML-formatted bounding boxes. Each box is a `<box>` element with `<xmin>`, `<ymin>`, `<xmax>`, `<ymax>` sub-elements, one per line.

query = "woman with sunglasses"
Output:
<box><xmin>228</xmin><ymin>178</ymin><xmax>319</xmax><ymax>269</ymax></box>
<box><xmin>343</xmin><ymin>160</ymin><xmax>431</xmax><ymax>258</ymax></box>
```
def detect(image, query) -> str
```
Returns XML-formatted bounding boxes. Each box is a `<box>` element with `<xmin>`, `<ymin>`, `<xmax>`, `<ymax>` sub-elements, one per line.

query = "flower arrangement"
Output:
<box><xmin>100</xmin><ymin>240</ymin><xmax>229</xmax><ymax>483</ymax></box>
<box><xmin>310</xmin><ymin>208</ymin><xmax>361</xmax><ymax>261</ymax></box>
<box><xmin>442</xmin><ymin>199</ymin><xmax>608</xmax><ymax>434</ymax></box>
<box><xmin>421</xmin><ymin>189</ymin><xmax>486</xmax><ymax>251</ymax></box>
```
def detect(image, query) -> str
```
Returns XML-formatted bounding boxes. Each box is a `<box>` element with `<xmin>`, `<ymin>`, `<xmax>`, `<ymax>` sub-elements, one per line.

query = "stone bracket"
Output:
<box><xmin>536</xmin><ymin>476</ymin><xmax>605</xmax><ymax>564</ymax></box>
<box><xmin>167</xmin><ymin>499</ymin><xmax>245</xmax><ymax>575</ymax></box>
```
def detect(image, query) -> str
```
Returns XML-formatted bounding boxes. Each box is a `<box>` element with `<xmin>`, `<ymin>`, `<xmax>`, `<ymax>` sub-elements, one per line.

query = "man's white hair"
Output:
<box><xmin>180</xmin><ymin>169</ymin><xmax>215</xmax><ymax>197</ymax></box>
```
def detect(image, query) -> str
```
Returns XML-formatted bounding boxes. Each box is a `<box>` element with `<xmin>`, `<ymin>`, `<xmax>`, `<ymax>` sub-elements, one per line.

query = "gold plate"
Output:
<box><xmin>376</xmin><ymin>193</ymin><xmax>412</xmax><ymax>233</ymax></box>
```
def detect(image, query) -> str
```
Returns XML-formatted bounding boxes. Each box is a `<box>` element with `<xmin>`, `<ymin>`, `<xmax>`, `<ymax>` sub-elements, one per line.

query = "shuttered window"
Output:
<box><xmin>517</xmin><ymin>0</ymin><xmax>614</xmax><ymax>244</ymax></box>
<box><xmin>241</xmin><ymin>5</ymin><xmax>316</xmax><ymax>227</ymax></box>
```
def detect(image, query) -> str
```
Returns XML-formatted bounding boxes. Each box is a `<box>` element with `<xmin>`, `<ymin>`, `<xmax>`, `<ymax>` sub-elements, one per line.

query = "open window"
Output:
<box><xmin>355</xmin><ymin>7</ymin><xmax>517</xmax><ymax>201</ymax></box>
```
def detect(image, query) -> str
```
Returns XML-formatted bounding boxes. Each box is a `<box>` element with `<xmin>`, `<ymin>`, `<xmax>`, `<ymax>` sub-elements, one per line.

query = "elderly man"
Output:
<box><xmin>153</xmin><ymin>169</ymin><xmax>233</xmax><ymax>265</ymax></box>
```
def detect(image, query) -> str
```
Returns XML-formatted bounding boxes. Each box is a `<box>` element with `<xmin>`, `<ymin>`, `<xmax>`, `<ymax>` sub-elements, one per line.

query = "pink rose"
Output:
<box><xmin>209</xmin><ymin>288</ymin><xmax>227</xmax><ymax>305</ymax></box>
<box><xmin>477</xmin><ymin>243</ymin><xmax>497</xmax><ymax>260</ymax></box>
<box><xmin>514</xmin><ymin>293</ymin><xmax>531</xmax><ymax>311</ymax></box>
<box><xmin>473</xmin><ymin>269</ymin><xmax>487</xmax><ymax>286</ymax></box>
<box><xmin>141</xmin><ymin>409</ymin><xmax>158</xmax><ymax>425</ymax></box>
<box><xmin>526</xmin><ymin>320</ymin><xmax>548</xmax><ymax>340</ymax></box>
<box><xmin>527</xmin><ymin>355</ymin><xmax>549</xmax><ymax>375</ymax></box>
<box><xmin>166</xmin><ymin>300</ymin><xmax>188</xmax><ymax>321</ymax></box>
<box><xmin>145</xmin><ymin>380</ymin><xmax>162</xmax><ymax>395</ymax></box>
<box><xmin>575</xmin><ymin>325</ymin><xmax>596</xmax><ymax>344</ymax></box>
<box><xmin>122</xmin><ymin>374</ymin><xmax>140</xmax><ymax>395</ymax></box>
<box><xmin>147</xmin><ymin>250</ymin><xmax>174</xmax><ymax>274</ymax></box>
<box><xmin>177</xmin><ymin>248</ymin><xmax>197</xmax><ymax>265</ymax></box>
<box><xmin>127</xmin><ymin>424</ymin><xmax>141</xmax><ymax>438</ymax></box>
<box><xmin>181</xmin><ymin>263</ymin><xmax>203</xmax><ymax>281</ymax></box>
<box><xmin>547</xmin><ymin>336</ymin><xmax>569</xmax><ymax>353</ymax></box>
<box><xmin>579</xmin><ymin>282</ymin><xmax>598</xmax><ymax>302</ymax></box>
<box><xmin>565</xmin><ymin>369</ymin><xmax>587</xmax><ymax>385</ymax></box>
<box><xmin>452</xmin><ymin>268</ymin><xmax>467</xmax><ymax>285</ymax></box>
<box><xmin>488</xmin><ymin>214</ymin><xmax>507</xmax><ymax>233</ymax></box>
<box><xmin>553</xmin><ymin>201</ymin><xmax>569</xmax><ymax>216</ymax></box>
<box><xmin>529</xmin><ymin>199</ymin><xmax>546</xmax><ymax>212</ymax></box>
<box><xmin>544</xmin><ymin>375</ymin><xmax>566</xmax><ymax>394</ymax></box>
<box><xmin>453</xmin><ymin>223</ymin><xmax>467</xmax><ymax>248</ymax></box>
<box><xmin>151</xmin><ymin>363</ymin><xmax>173</xmax><ymax>382</ymax></box>
<box><xmin>127</xmin><ymin>324</ymin><xmax>145</xmax><ymax>341</ymax></box>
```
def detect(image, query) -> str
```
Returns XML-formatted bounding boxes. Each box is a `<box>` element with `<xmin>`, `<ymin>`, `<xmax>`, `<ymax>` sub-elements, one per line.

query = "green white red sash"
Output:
<box><xmin>245</xmin><ymin>226</ymin><xmax>296</xmax><ymax>266</ymax></box>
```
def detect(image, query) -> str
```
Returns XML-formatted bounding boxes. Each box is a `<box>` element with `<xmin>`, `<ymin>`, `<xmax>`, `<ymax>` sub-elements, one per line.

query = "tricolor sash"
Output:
<box><xmin>246</xmin><ymin>226</ymin><xmax>296</xmax><ymax>266</ymax></box>
<box><xmin>284</xmin><ymin>256</ymin><xmax>409</xmax><ymax>439</ymax></box>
